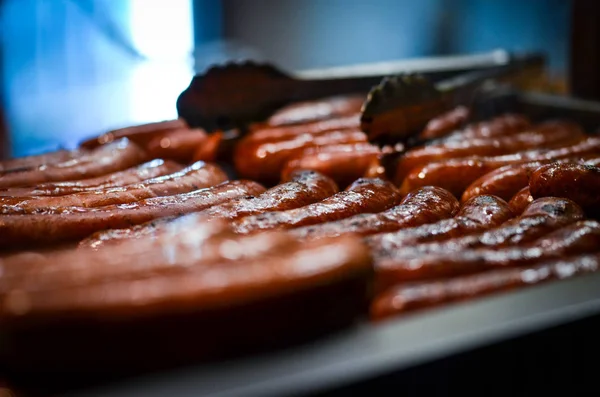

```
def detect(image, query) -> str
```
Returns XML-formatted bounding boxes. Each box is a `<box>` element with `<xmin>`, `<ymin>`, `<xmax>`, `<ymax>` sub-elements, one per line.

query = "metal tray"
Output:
<box><xmin>55</xmin><ymin>89</ymin><xmax>600</xmax><ymax>397</ymax></box>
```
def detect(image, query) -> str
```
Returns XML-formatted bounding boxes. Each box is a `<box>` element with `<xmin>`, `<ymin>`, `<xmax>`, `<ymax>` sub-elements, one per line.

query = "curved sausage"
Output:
<box><xmin>418</xmin><ymin>106</ymin><xmax>470</xmax><ymax>141</ymax></box>
<box><xmin>530</xmin><ymin>163</ymin><xmax>600</xmax><ymax>217</ymax></box>
<box><xmin>199</xmin><ymin>170</ymin><xmax>338</xmax><ymax>220</ymax></box>
<box><xmin>0</xmin><ymin>159</ymin><xmax>183</xmax><ymax>198</ymax></box>
<box><xmin>395</xmin><ymin>121</ymin><xmax>584</xmax><ymax>183</ymax></box>
<box><xmin>246</xmin><ymin>114</ymin><xmax>360</xmax><ymax>143</ymax></box>
<box><xmin>366</xmin><ymin>195</ymin><xmax>513</xmax><ymax>252</ymax></box>
<box><xmin>265</xmin><ymin>95</ymin><xmax>364</xmax><ymax>127</ymax></box>
<box><xmin>371</xmin><ymin>252</ymin><xmax>600</xmax><ymax>321</ymax></box>
<box><xmin>0</xmin><ymin>149</ymin><xmax>84</xmax><ymax>173</ymax></box>
<box><xmin>80</xmin><ymin>119</ymin><xmax>187</xmax><ymax>150</ymax></box>
<box><xmin>508</xmin><ymin>186</ymin><xmax>533</xmax><ymax>215</ymax></box>
<box><xmin>234</xmin><ymin>128</ymin><xmax>367</xmax><ymax>184</ymax></box>
<box><xmin>290</xmin><ymin>186</ymin><xmax>459</xmax><ymax>240</ymax></box>
<box><xmin>0</xmin><ymin>138</ymin><xmax>149</xmax><ymax>189</ymax></box>
<box><xmin>0</xmin><ymin>180</ymin><xmax>265</xmax><ymax>249</ymax></box>
<box><xmin>0</xmin><ymin>161</ymin><xmax>227</xmax><ymax>214</ymax></box>
<box><xmin>146</xmin><ymin>128</ymin><xmax>208</xmax><ymax>163</ymax></box>
<box><xmin>440</xmin><ymin>114</ymin><xmax>531</xmax><ymax>141</ymax></box>
<box><xmin>461</xmin><ymin>156</ymin><xmax>600</xmax><ymax>203</ymax></box>
<box><xmin>375</xmin><ymin>220</ymin><xmax>600</xmax><ymax>288</ymax></box>
<box><xmin>371</xmin><ymin>197</ymin><xmax>585</xmax><ymax>265</ymax></box>
<box><xmin>280</xmin><ymin>143</ymin><xmax>383</xmax><ymax>188</ymax></box>
<box><xmin>192</xmin><ymin>131</ymin><xmax>224</xmax><ymax>162</ymax></box>
<box><xmin>398</xmin><ymin>135</ymin><xmax>600</xmax><ymax>196</ymax></box>
<box><xmin>232</xmin><ymin>178</ymin><xmax>401</xmax><ymax>234</ymax></box>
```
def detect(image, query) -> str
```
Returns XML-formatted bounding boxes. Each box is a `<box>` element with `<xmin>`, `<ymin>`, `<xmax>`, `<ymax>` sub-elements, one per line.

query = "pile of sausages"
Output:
<box><xmin>2</xmin><ymin>94</ymin><xmax>600</xmax><ymax>373</ymax></box>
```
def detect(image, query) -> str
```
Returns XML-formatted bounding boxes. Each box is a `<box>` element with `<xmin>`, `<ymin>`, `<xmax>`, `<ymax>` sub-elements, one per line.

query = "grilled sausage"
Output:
<box><xmin>265</xmin><ymin>95</ymin><xmax>365</xmax><ymax>127</ymax></box>
<box><xmin>232</xmin><ymin>178</ymin><xmax>401</xmax><ymax>234</ymax></box>
<box><xmin>418</xmin><ymin>106</ymin><xmax>470</xmax><ymax>141</ymax></box>
<box><xmin>146</xmin><ymin>128</ymin><xmax>208</xmax><ymax>163</ymax></box>
<box><xmin>530</xmin><ymin>163</ymin><xmax>600</xmax><ymax>217</ymax></box>
<box><xmin>371</xmin><ymin>252</ymin><xmax>600</xmax><ymax>321</ymax></box>
<box><xmin>235</xmin><ymin>128</ymin><xmax>367</xmax><ymax>184</ymax></box>
<box><xmin>0</xmin><ymin>161</ymin><xmax>227</xmax><ymax>214</ymax></box>
<box><xmin>79</xmin><ymin>172</ymin><xmax>331</xmax><ymax>248</ymax></box>
<box><xmin>0</xmin><ymin>149</ymin><xmax>84</xmax><ymax>173</ymax></box>
<box><xmin>290</xmin><ymin>186</ymin><xmax>459</xmax><ymax>240</ymax></box>
<box><xmin>395</xmin><ymin>121</ymin><xmax>584</xmax><ymax>183</ymax></box>
<box><xmin>1</xmin><ymin>234</ymin><xmax>372</xmax><ymax>373</ymax></box>
<box><xmin>461</xmin><ymin>156</ymin><xmax>600</xmax><ymax>203</ymax></box>
<box><xmin>0</xmin><ymin>159</ymin><xmax>183</xmax><ymax>197</ymax></box>
<box><xmin>0</xmin><ymin>180</ymin><xmax>265</xmax><ymax>249</ymax></box>
<box><xmin>440</xmin><ymin>114</ymin><xmax>531</xmax><ymax>141</ymax></box>
<box><xmin>199</xmin><ymin>170</ymin><xmax>338</xmax><ymax>220</ymax></box>
<box><xmin>0</xmin><ymin>139</ymin><xmax>148</xmax><ymax>189</ymax></box>
<box><xmin>398</xmin><ymin>136</ymin><xmax>600</xmax><ymax>196</ymax></box>
<box><xmin>192</xmin><ymin>131</ymin><xmax>223</xmax><ymax>162</ymax></box>
<box><xmin>280</xmin><ymin>143</ymin><xmax>383</xmax><ymax>188</ymax></box>
<box><xmin>375</xmin><ymin>220</ymin><xmax>600</xmax><ymax>288</ymax></box>
<box><xmin>508</xmin><ymin>186</ymin><xmax>533</xmax><ymax>215</ymax></box>
<box><xmin>80</xmin><ymin>119</ymin><xmax>187</xmax><ymax>149</ymax></box>
<box><xmin>246</xmin><ymin>114</ymin><xmax>360</xmax><ymax>143</ymax></box>
<box><xmin>371</xmin><ymin>197</ymin><xmax>584</xmax><ymax>264</ymax></box>
<box><xmin>366</xmin><ymin>195</ymin><xmax>513</xmax><ymax>252</ymax></box>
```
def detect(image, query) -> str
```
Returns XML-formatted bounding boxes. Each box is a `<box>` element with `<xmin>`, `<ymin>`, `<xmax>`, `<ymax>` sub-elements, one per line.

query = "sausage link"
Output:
<box><xmin>80</xmin><ymin>119</ymin><xmax>187</xmax><ymax>150</ymax></box>
<box><xmin>366</xmin><ymin>195</ymin><xmax>513</xmax><ymax>252</ymax></box>
<box><xmin>0</xmin><ymin>234</ymin><xmax>371</xmax><ymax>323</ymax></box>
<box><xmin>246</xmin><ymin>114</ymin><xmax>360</xmax><ymax>143</ymax></box>
<box><xmin>375</xmin><ymin>220</ymin><xmax>600</xmax><ymax>289</ymax></box>
<box><xmin>418</xmin><ymin>106</ymin><xmax>470</xmax><ymax>141</ymax></box>
<box><xmin>0</xmin><ymin>159</ymin><xmax>183</xmax><ymax>198</ymax></box>
<box><xmin>508</xmin><ymin>186</ymin><xmax>533</xmax><ymax>215</ymax></box>
<box><xmin>192</xmin><ymin>131</ymin><xmax>223</xmax><ymax>162</ymax></box>
<box><xmin>290</xmin><ymin>186</ymin><xmax>459</xmax><ymax>240</ymax></box>
<box><xmin>440</xmin><ymin>114</ymin><xmax>531</xmax><ymax>141</ymax></box>
<box><xmin>398</xmin><ymin>135</ymin><xmax>600</xmax><ymax>196</ymax></box>
<box><xmin>146</xmin><ymin>128</ymin><xmax>208</xmax><ymax>163</ymax></box>
<box><xmin>530</xmin><ymin>163</ymin><xmax>600</xmax><ymax>217</ymax></box>
<box><xmin>1</xmin><ymin>161</ymin><xmax>227</xmax><ymax>214</ymax></box>
<box><xmin>0</xmin><ymin>180</ymin><xmax>265</xmax><ymax>249</ymax></box>
<box><xmin>232</xmin><ymin>178</ymin><xmax>401</xmax><ymax>234</ymax></box>
<box><xmin>0</xmin><ymin>149</ymin><xmax>84</xmax><ymax>173</ymax></box>
<box><xmin>199</xmin><ymin>170</ymin><xmax>338</xmax><ymax>220</ymax></box>
<box><xmin>371</xmin><ymin>252</ymin><xmax>600</xmax><ymax>321</ymax></box>
<box><xmin>235</xmin><ymin>128</ymin><xmax>367</xmax><ymax>184</ymax></box>
<box><xmin>0</xmin><ymin>139</ymin><xmax>149</xmax><ymax>189</ymax></box>
<box><xmin>265</xmin><ymin>95</ymin><xmax>364</xmax><ymax>127</ymax></box>
<box><xmin>395</xmin><ymin>121</ymin><xmax>584</xmax><ymax>184</ymax></box>
<box><xmin>371</xmin><ymin>197</ymin><xmax>584</xmax><ymax>264</ymax></box>
<box><xmin>280</xmin><ymin>143</ymin><xmax>383</xmax><ymax>188</ymax></box>
<box><xmin>461</xmin><ymin>156</ymin><xmax>600</xmax><ymax>203</ymax></box>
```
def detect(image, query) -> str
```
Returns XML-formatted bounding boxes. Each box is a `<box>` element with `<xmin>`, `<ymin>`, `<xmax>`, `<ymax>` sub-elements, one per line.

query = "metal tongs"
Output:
<box><xmin>176</xmin><ymin>50</ymin><xmax>542</xmax><ymax>134</ymax></box>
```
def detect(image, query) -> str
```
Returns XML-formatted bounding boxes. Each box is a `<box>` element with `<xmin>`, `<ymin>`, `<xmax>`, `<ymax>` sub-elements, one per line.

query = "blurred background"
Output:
<box><xmin>0</xmin><ymin>0</ymin><xmax>577</xmax><ymax>158</ymax></box>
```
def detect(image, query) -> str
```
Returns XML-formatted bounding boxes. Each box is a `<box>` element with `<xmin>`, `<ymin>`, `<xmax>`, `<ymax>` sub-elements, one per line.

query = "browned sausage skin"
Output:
<box><xmin>398</xmin><ymin>135</ymin><xmax>600</xmax><ymax>196</ymax></box>
<box><xmin>280</xmin><ymin>143</ymin><xmax>383</xmax><ymax>188</ymax></box>
<box><xmin>0</xmin><ymin>180</ymin><xmax>265</xmax><ymax>249</ymax></box>
<box><xmin>371</xmin><ymin>252</ymin><xmax>600</xmax><ymax>321</ymax></box>
<box><xmin>508</xmin><ymin>186</ymin><xmax>533</xmax><ymax>215</ymax></box>
<box><xmin>0</xmin><ymin>159</ymin><xmax>183</xmax><ymax>197</ymax></box>
<box><xmin>418</xmin><ymin>106</ymin><xmax>470</xmax><ymax>141</ymax></box>
<box><xmin>395</xmin><ymin>121</ymin><xmax>581</xmax><ymax>183</ymax></box>
<box><xmin>371</xmin><ymin>197</ymin><xmax>585</xmax><ymax>266</ymax></box>
<box><xmin>375</xmin><ymin>220</ymin><xmax>600</xmax><ymax>289</ymax></box>
<box><xmin>80</xmin><ymin>119</ymin><xmax>188</xmax><ymax>150</ymax></box>
<box><xmin>246</xmin><ymin>114</ymin><xmax>360</xmax><ymax>143</ymax></box>
<box><xmin>529</xmin><ymin>163</ymin><xmax>600</xmax><ymax>217</ymax></box>
<box><xmin>366</xmin><ymin>195</ymin><xmax>513</xmax><ymax>252</ymax></box>
<box><xmin>290</xmin><ymin>186</ymin><xmax>459</xmax><ymax>240</ymax></box>
<box><xmin>234</xmin><ymin>128</ymin><xmax>367</xmax><ymax>184</ymax></box>
<box><xmin>264</xmin><ymin>95</ymin><xmax>364</xmax><ymax>127</ymax></box>
<box><xmin>0</xmin><ymin>138</ymin><xmax>149</xmax><ymax>189</ymax></box>
<box><xmin>0</xmin><ymin>149</ymin><xmax>85</xmax><ymax>173</ymax></box>
<box><xmin>232</xmin><ymin>178</ymin><xmax>401</xmax><ymax>234</ymax></box>
<box><xmin>146</xmin><ymin>128</ymin><xmax>208</xmax><ymax>163</ymax></box>
<box><xmin>0</xmin><ymin>161</ymin><xmax>228</xmax><ymax>214</ymax></box>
